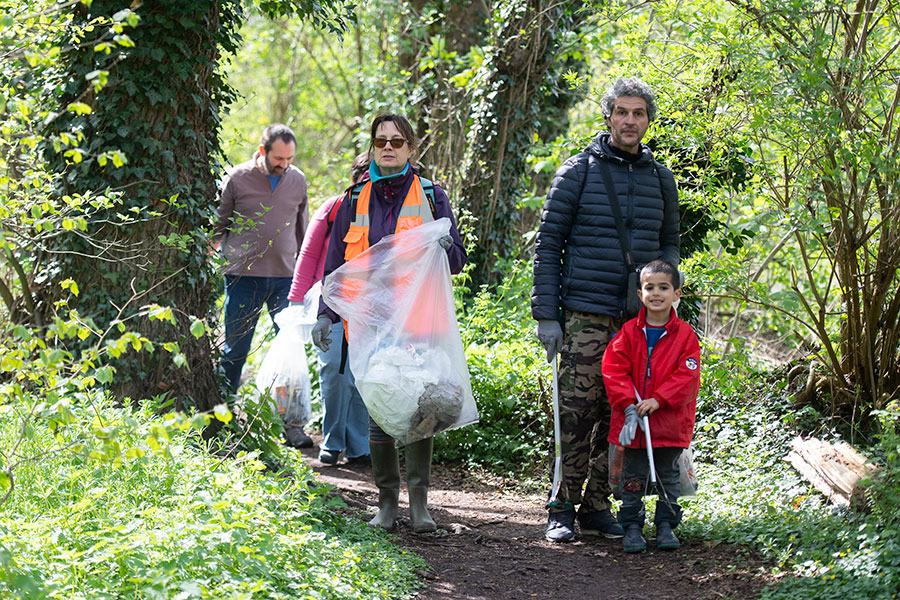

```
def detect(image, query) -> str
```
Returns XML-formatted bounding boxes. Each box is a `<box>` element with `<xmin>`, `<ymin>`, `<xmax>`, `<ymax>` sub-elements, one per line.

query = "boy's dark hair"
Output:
<box><xmin>640</xmin><ymin>259</ymin><xmax>680</xmax><ymax>289</ymax></box>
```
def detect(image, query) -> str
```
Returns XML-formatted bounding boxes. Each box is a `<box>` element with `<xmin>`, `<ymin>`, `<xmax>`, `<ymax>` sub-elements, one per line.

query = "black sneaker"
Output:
<box><xmin>577</xmin><ymin>509</ymin><xmax>625</xmax><ymax>538</ymax></box>
<box><xmin>656</xmin><ymin>522</ymin><xmax>680</xmax><ymax>550</ymax></box>
<box><xmin>545</xmin><ymin>509</ymin><xmax>576</xmax><ymax>542</ymax></box>
<box><xmin>346</xmin><ymin>454</ymin><xmax>371</xmax><ymax>467</ymax></box>
<box><xmin>318</xmin><ymin>449</ymin><xmax>340</xmax><ymax>465</ymax></box>
<box><xmin>285</xmin><ymin>428</ymin><xmax>313</xmax><ymax>448</ymax></box>
<box><xmin>623</xmin><ymin>524</ymin><xmax>646</xmax><ymax>553</ymax></box>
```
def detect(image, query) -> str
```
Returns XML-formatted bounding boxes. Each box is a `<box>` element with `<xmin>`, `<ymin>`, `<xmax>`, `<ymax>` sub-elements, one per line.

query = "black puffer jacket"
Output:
<box><xmin>531</xmin><ymin>132</ymin><xmax>680</xmax><ymax>321</ymax></box>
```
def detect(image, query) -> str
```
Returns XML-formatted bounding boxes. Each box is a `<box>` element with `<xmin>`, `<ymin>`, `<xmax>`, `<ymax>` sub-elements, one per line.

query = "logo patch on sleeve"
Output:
<box><xmin>686</xmin><ymin>358</ymin><xmax>698</xmax><ymax>371</ymax></box>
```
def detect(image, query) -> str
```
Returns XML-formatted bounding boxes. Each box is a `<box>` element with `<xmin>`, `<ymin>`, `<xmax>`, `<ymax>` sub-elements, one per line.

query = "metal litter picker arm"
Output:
<box><xmin>633</xmin><ymin>386</ymin><xmax>657</xmax><ymax>486</ymax></box>
<box><xmin>548</xmin><ymin>357</ymin><xmax>564</xmax><ymax>506</ymax></box>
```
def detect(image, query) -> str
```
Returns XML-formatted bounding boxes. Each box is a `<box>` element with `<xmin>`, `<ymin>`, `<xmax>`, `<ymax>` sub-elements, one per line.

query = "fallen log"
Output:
<box><xmin>785</xmin><ymin>436</ymin><xmax>878</xmax><ymax>510</ymax></box>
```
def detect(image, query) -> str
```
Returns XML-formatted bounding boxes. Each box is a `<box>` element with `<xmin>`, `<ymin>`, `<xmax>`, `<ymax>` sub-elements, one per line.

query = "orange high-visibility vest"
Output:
<box><xmin>339</xmin><ymin>175</ymin><xmax>439</xmax><ymax>341</ymax></box>
<box><xmin>343</xmin><ymin>175</ymin><xmax>434</xmax><ymax>261</ymax></box>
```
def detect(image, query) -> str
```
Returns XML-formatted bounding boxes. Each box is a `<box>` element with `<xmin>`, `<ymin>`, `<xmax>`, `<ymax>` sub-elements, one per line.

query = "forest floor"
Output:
<box><xmin>295</xmin><ymin>439</ymin><xmax>779</xmax><ymax>600</ymax></box>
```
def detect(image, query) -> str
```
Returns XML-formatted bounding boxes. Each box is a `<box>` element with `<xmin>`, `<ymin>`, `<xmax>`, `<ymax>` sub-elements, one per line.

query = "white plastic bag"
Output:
<box><xmin>322</xmin><ymin>218</ymin><xmax>477</xmax><ymax>445</ymax></box>
<box><xmin>254</xmin><ymin>283</ymin><xmax>319</xmax><ymax>426</ymax></box>
<box><xmin>678</xmin><ymin>445</ymin><xmax>698</xmax><ymax>496</ymax></box>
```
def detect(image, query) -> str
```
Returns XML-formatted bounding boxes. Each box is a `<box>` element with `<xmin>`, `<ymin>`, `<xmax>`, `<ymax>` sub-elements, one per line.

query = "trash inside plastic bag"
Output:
<box><xmin>609</xmin><ymin>443</ymin><xmax>698</xmax><ymax>498</ymax></box>
<box><xmin>322</xmin><ymin>218</ymin><xmax>477</xmax><ymax>445</ymax></box>
<box><xmin>254</xmin><ymin>282</ymin><xmax>319</xmax><ymax>426</ymax></box>
<box><xmin>608</xmin><ymin>442</ymin><xmax>625</xmax><ymax>500</ymax></box>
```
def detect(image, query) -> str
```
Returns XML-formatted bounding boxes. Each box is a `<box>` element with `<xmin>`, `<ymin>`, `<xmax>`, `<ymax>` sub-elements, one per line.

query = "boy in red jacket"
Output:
<box><xmin>602</xmin><ymin>260</ymin><xmax>700</xmax><ymax>553</ymax></box>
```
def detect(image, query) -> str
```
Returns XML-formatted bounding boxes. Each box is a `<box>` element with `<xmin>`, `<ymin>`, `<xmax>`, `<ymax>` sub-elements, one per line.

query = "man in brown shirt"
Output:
<box><xmin>214</xmin><ymin>124</ymin><xmax>309</xmax><ymax>446</ymax></box>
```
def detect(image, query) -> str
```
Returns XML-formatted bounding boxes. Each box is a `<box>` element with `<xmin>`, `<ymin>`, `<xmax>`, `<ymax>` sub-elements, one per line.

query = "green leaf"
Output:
<box><xmin>94</xmin><ymin>366</ymin><xmax>115</xmax><ymax>384</ymax></box>
<box><xmin>189</xmin><ymin>319</ymin><xmax>206</xmax><ymax>339</ymax></box>
<box><xmin>213</xmin><ymin>404</ymin><xmax>232</xmax><ymax>425</ymax></box>
<box><xmin>66</xmin><ymin>102</ymin><xmax>92</xmax><ymax>115</ymax></box>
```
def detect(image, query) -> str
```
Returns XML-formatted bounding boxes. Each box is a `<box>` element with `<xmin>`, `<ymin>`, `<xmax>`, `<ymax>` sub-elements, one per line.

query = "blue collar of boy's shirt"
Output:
<box><xmin>267</xmin><ymin>174</ymin><xmax>281</xmax><ymax>190</ymax></box>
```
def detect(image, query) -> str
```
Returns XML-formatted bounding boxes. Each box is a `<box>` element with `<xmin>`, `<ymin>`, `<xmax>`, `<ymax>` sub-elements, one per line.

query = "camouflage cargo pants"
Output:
<box><xmin>548</xmin><ymin>310</ymin><xmax>623</xmax><ymax>513</ymax></box>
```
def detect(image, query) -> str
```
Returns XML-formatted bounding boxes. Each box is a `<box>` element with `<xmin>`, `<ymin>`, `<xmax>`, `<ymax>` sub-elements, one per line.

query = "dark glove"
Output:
<box><xmin>536</xmin><ymin>319</ymin><xmax>563</xmax><ymax>363</ymax></box>
<box><xmin>438</xmin><ymin>233</ymin><xmax>453</xmax><ymax>250</ymax></box>
<box><xmin>312</xmin><ymin>316</ymin><xmax>334</xmax><ymax>352</ymax></box>
<box><xmin>618</xmin><ymin>404</ymin><xmax>645</xmax><ymax>446</ymax></box>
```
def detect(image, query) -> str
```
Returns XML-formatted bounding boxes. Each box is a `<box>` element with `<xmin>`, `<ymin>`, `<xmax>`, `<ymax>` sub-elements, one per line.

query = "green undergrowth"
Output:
<box><xmin>678</xmin><ymin>345</ymin><xmax>900</xmax><ymax>600</ymax></box>
<box><xmin>0</xmin><ymin>397</ymin><xmax>424</xmax><ymax>600</ymax></box>
<box><xmin>436</xmin><ymin>259</ymin><xmax>549</xmax><ymax>478</ymax></box>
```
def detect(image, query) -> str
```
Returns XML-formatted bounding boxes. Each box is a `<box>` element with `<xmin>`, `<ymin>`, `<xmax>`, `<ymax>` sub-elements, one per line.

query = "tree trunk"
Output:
<box><xmin>785</xmin><ymin>436</ymin><xmax>877</xmax><ymax>510</ymax></box>
<box><xmin>454</xmin><ymin>0</ymin><xmax>588</xmax><ymax>287</ymax></box>
<box><xmin>43</xmin><ymin>1</ymin><xmax>242</xmax><ymax>412</ymax></box>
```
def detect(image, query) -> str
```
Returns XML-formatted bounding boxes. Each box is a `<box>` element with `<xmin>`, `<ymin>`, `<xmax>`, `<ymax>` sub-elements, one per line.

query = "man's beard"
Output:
<box><xmin>265</xmin><ymin>156</ymin><xmax>284</xmax><ymax>175</ymax></box>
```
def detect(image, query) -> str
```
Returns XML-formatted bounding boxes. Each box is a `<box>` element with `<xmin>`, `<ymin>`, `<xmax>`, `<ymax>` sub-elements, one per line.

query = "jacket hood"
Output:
<box><xmin>585</xmin><ymin>131</ymin><xmax>654</xmax><ymax>166</ymax></box>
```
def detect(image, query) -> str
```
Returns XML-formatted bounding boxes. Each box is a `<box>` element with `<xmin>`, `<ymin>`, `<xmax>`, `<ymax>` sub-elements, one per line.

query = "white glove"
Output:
<box><xmin>438</xmin><ymin>233</ymin><xmax>453</xmax><ymax>249</ymax></box>
<box><xmin>536</xmin><ymin>319</ymin><xmax>563</xmax><ymax>363</ymax></box>
<box><xmin>618</xmin><ymin>404</ymin><xmax>645</xmax><ymax>446</ymax></box>
<box><xmin>312</xmin><ymin>316</ymin><xmax>334</xmax><ymax>352</ymax></box>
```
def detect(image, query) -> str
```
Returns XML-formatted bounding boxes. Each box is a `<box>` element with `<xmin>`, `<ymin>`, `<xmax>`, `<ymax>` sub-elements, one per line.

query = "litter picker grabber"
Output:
<box><xmin>547</xmin><ymin>356</ymin><xmax>565</xmax><ymax>508</ymax></box>
<box><xmin>631</xmin><ymin>386</ymin><xmax>678</xmax><ymax>516</ymax></box>
<box><xmin>633</xmin><ymin>385</ymin><xmax>659</xmax><ymax>490</ymax></box>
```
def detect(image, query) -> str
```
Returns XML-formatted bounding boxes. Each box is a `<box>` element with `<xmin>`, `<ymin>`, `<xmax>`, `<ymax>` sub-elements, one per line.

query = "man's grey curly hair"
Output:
<box><xmin>600</xmin><ymin>77</ymin><xmax>658</xmax><ymax>123</ymax></box>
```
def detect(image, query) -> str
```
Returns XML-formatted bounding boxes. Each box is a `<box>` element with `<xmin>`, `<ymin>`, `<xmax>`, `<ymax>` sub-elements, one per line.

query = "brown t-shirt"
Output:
<box><xmin>214</xmin><ymin>153</ymin><xmax>309</xmax><ymax>277</ymax></box>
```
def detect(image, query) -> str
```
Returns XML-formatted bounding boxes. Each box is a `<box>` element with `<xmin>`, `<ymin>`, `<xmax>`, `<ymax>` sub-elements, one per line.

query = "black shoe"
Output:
<box><xmin>285</xmin><ymin>428</ymin><xmax>313</xmax><ymax>448</ymax></box>
<box><xmin>318</xmin><ymin>449</ymin><xmax>340</xmax><ymax>465</ymax></box>
<box><xmin>346</xmin><ymin>454</ymin><xmax>371</xmax><ymax>467</ymax></box>
<box><xmin>656</xmin><ymin>522</ymin><xmax>680</xmax><ymax>550</ymax></box>
<box><xmin>545</xmin><ymin>509</ymin><xmax>576</xmax><ymax>542</ymax></box>
<box><xmin>623</xmin><ymin>524</ymin><xmax>646</xmax><ymax>553</ymax></box>
<box><xmin>577</xmin><ymin>509</ymin><xmax>625</xmax><ymax>538</ymax></box>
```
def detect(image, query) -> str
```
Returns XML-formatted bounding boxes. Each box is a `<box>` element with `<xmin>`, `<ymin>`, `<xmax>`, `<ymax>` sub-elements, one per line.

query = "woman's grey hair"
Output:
<box><xmin>600</xmin><ymin>78</ymin><xmax>658</xmax><ymax>122</ymax></box>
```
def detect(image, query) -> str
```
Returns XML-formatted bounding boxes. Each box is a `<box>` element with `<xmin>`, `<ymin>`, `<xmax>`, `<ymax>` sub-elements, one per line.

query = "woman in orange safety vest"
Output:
<box><xmin>312</xmin><ymin>114</ymin><xmax>466</xmax><ymax>533</ymax></box>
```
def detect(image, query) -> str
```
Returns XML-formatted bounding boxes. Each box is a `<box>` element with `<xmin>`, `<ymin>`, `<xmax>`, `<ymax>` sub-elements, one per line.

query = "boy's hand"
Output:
<box><xmin>636</xmin><ymin>397</ymin><xmax>660</xmax><ymax>418</ymax></box>
<box><xmin>619</xmin><ymin>405</ymin><xmax>644</xmax><ymax>446</ymax></box>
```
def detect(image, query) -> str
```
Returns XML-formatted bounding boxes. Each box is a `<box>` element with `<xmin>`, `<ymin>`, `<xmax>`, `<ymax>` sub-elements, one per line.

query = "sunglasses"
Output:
<box><xmin>373</xmin><ymin>137</ymin><xmax>408</xmax><ymax>149</ymax></box>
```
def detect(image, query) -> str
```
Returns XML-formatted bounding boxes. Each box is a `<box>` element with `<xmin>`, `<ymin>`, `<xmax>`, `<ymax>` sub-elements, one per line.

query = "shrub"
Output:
<box><xmin>437</xmin><ymin>259</ymin><xmax>549</xmax><ymax>477</ymax></box>
<box><xmin>683</xmin><ymin>347</ymin><xmax>900</xmax><ymax>600</ymax></box>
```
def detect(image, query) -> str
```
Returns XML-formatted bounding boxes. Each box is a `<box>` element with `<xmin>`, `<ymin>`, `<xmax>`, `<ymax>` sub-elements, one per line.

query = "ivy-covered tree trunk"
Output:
<box><xmin>455</xmin><ymin>0</ymin><xmax>587</xmax><ymax>287</ymax></box>
<box><xmin>396</xmin><ymin>0</ymin><xmax>587</xmax><ymax>287</ymax></box>
<box><xmin>44</xmin><ymin>0</ymin><xmax>243</xmax><ymax>410</ymax></box>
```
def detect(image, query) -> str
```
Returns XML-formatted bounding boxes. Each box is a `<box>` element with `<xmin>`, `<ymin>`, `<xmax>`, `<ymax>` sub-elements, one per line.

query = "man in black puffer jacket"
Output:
<box><xmin>532</xmin><ymin>77</ymin><xmax>680</xmax><ymax>543</ymax></box>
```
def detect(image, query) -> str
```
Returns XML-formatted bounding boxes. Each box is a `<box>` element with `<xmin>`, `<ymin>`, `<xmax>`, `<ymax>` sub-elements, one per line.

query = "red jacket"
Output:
<box><xmin>603</xmin><ymin>307</ymin><xmax>700</xmax><ymax>449</ymax></box>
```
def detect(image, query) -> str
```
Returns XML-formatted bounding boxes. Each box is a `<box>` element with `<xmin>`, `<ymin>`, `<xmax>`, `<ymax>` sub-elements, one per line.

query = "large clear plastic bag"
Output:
<box><xmin>322</xmin><ymin>218</ymin><xmax>478</xmax><ymax>445</ymax></box>
<box><xmin>254</xmin><ymin>282</ymin><xmax>320</xmax><ymax>427</ymax></box>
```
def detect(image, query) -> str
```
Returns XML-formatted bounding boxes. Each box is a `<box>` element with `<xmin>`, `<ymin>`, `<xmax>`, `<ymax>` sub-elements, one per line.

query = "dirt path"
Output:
<box><xmin>297</xmin><ymin>444</ymin><xmax>774</xmax><ymax>600</ymax></box>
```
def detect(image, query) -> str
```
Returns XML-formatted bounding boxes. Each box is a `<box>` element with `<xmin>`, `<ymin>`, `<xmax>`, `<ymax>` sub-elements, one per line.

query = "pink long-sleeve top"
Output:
<box><xmin>288</xmin><ymin>194</ymin><xmax>342</xmax><ymax>302</ymax></box>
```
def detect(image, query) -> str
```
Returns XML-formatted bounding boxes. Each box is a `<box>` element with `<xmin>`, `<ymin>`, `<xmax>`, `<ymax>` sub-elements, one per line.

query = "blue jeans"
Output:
<box><xmin>221</xmin><ymin>275</ymin><xmax>292</xmax><ymax>393</ymax></box>
<box><xmin>318</xmin><ymin>322</ymin><xmax>369</xmax><ymax>458</ymax></box>
<box><xmin>618</xmin><ymin>446</ymin><xmax>683</xmax><ymax>529</ymax></box>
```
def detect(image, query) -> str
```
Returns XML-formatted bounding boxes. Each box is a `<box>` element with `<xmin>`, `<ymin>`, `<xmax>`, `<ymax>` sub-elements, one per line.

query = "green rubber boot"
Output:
<box><xmin>368</xmin><ymin>441</ymin><xmax>400</xmax><ymax>530</ymax></box>
<box><xmin>405</xmin><ymin>437</ymin><xmax>437</xmax><ymax>533</ymax></box>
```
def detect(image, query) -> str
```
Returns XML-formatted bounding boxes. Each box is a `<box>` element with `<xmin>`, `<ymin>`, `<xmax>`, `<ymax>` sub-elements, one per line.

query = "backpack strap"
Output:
<box><xmin>324</xmin><ymin>194</ymin><xmax>344</xmax><ymax>239</ymax></box>
<box><xmin>326</xmin><ymin>195</ymin><xmax>342</xmax><ymax>225</ymax></box>
<box><xmin>418</xmin><ymin>176</ymin><xmax>437</xmax><ymax>218</ymax></box>
<box><xmin>346</xmin><ymin>181</ymin><xmax>367</xmax><ymax>216</ymax></box>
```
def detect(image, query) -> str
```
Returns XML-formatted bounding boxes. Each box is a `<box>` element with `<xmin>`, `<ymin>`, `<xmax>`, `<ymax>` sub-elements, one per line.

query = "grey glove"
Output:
<box><xmin>438</xmin><ymin>233</ymin><xmax>453</xmax><ymax>250</ymax></box>
<box><xmin>536</xmin><ymin>319</ymin><xmax>563</xmax><ymax>363</ymax></box>
<box><xmin>311</xmin><ymin>316</ymin><xmax>334</xmax><ymax>352</ymax></box>
<box><xmin>618</xmin><ymin>404</ymin><xmax>645</xmax><ymax>446</ymax></box>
